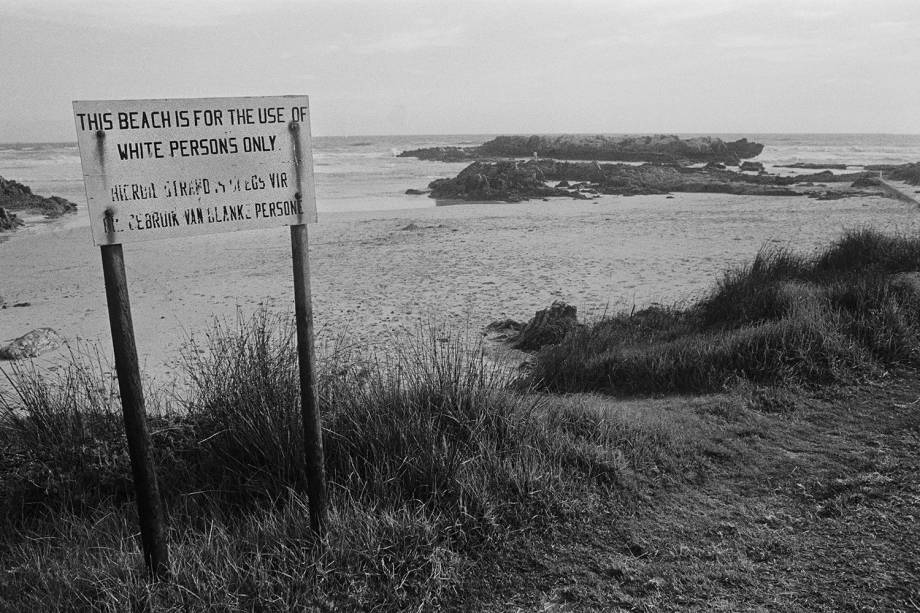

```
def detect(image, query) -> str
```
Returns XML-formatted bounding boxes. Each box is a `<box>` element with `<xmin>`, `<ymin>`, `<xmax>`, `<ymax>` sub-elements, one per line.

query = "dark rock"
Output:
<box><xmin>429</xmin><ymin>160</ymin><xmax>571</xmax><ymax>202</ymax></box>
<box><xmin>405</xmin><ymin>188</ymin><xmax>429</xmax><ymax>195</ymax></box>
<box><xmin>484</xmin><ymin>318</ymin><xmax>526</xmax><ymax>343</ymax></box>
<box><xmin>851</xmin><ymin>176</ymin><xmax>882</xmax><ymax>188</ymax></box>
<box><xmin>0</xmin><ymin>295</ymin><xmax>5</xmax><ymax>308</ymax></box>
<box><xmin>478</xmin><ymin>135</ymin><xmax>764</xmax><ymax>164</ymax></box>
<box><xmin>427</xmin><ymin>159</ymin><xmax>806</xmax><ymax>202</ymax></box>
<box><xmin>793</xmin><ymin>170</ymin><xmax>871</xmax><ymax>184</ymax></box>
<box><xmin>400</xmin><ymin>134</ymin><xmax>765</xmax><ymax>164</ymax></box>
<box><xmin>12</xmin><ymin>301</ymin><xmax>31</xmax><ymax>307</ymax></box>
<box><xmin>397</xmin><ymin>146</ymin><xmax>475</xmax><ymax>162</ymax></box>
<box><xmin>776</xmin><ymin>162</ymin><xmax>848</xmax><ymax>170</ymax></box>
<box><xmin>513</xmin><ymin>301</ymin><xmax>578</xmax><ymax>352</ymax></box>
<box><xmin>808</xmin><ymin>191</ymin><xmax>856</xmax><ymax>201</ymax></box>
<box><xmin>740</xmin><ymin>161</ymin><xmax>765</xmax><ymax>172</ymax></box>
<box><xmin>865</xmin><ymin>163</ymin><xmax>920</xmax><ymax>186</ymax></box>
<box><xmin>0</xmin><ymin>328</ymin><xmax>64</xmax><ymax>359</ymax></box>
<box><xmin>0</xmin><ymin>176</ymin><xmax>78</xmax><ymax>226</ymax></box>
<box><xmin>704</xmin><ymin>161</ymin><xmax>726</xmax><ymax>170</ymax></box>
<box><xmin>0</xmin><ymin>207</ymin><xmax>24</xmax><ymax>231</ymax></box>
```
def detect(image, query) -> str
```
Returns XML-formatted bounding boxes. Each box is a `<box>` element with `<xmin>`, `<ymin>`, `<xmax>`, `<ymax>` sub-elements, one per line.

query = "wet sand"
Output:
<box><xmin>2</xmin><ymin>191</ymin><xmax>919</xmax><ymax>390</ymax></box>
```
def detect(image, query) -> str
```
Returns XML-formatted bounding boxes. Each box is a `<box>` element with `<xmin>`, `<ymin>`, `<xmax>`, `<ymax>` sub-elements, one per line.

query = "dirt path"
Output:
<box><xmin>877</xmin><ymin>175</ymin><xmax>920</xmax><ymax>206</ymax></box>
<box><xmin>476</xmin><ymin>375</ymin><xmax>920</xmax><ymax>611</ymax></box>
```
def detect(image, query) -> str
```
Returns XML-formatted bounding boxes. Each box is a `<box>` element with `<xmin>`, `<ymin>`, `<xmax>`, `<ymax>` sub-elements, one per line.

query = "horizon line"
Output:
<box><xmin>4</xmin><ymin>130</ymin><xmax>920</xmax><ymax>145</ymax></box>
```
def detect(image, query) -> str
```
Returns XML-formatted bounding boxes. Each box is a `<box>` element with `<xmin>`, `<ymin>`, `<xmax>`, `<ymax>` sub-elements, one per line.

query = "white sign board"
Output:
<box><xmin>73</xmin><ymin>95</ymin><xmax>317</xmax><ymax>245</ymax></box>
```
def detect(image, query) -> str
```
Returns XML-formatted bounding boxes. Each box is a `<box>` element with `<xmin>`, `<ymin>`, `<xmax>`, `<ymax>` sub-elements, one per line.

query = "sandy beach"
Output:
<box><xmin>3</xmin><ymin>190</ymin><xmax>920</xmax><ymax>390</ymax></box>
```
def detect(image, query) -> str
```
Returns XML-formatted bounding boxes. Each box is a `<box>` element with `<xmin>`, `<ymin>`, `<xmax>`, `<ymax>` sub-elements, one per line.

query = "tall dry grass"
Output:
<box><xmin>1</xmin><ymin>314</ymin><xmax>691</xmax><ymax>610</ymax></box>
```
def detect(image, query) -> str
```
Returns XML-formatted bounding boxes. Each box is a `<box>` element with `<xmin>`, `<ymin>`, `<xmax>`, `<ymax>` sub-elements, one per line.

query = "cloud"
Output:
<box><xmin>353</xmin><ymin>25</ymin><xmax>465</xmax><ymax>54</ymax></box>
<box><xmin>1</xmin><ymin>0</ymin><xmax>257</xmax><ymax>28</ymax></box>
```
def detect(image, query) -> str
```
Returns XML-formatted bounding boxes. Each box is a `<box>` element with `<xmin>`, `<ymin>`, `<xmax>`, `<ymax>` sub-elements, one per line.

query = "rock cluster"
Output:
<box><xmin>866</xmin><ymin>163</ymin><xmax>920</xmax><ymax>186</ymax></box>
<box><xmin>400</xmin><ymin>134</ymin><xmax>765</xmax><ymax>165</ymax></box>
<box><xmin>0</xmin><ymin>176</ymin><xmax>77</xmax><ymax>227</ymax></box>
<box><xmin>429</xmin><ymin>161</ymin><xmax>576</xmax><ymax>202</ymax></box>
<box><xmin>776</xmin><ymin>162</ymin><xmax>848</xmax><ymax>170</ymax></box>
<box><xmin>427</xmin><ymin>159</ymin><xmax>875</xmax><ymax>202</ymax></box>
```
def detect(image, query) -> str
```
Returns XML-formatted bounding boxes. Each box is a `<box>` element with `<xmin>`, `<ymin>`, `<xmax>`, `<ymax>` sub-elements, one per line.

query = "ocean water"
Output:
<box><xmin>0</xmin><ymin>135</ymin><xmax>480</xmax><ymax>217</ymax></box>
<box><xmin>3</xmin><ymin>134</ymin><xmax>920</xmax><ymax>220</ymax></box>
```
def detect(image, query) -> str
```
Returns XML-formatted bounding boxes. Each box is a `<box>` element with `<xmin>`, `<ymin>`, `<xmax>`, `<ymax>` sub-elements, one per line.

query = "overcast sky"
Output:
<box><xmin>2</xmin><ymin>0</ymin><xmax>919</xmax><ymax>141</ymax></box>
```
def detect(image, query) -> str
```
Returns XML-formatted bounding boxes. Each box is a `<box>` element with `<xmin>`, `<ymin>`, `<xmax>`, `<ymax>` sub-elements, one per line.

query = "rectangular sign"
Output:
<box><xmin>73</xmin><ymin>95</ymin><xmax>317</xmax><ymax>244</ymax></box>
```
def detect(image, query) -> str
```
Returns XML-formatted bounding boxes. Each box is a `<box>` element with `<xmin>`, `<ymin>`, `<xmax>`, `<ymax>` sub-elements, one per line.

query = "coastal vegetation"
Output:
<box><xmin>1</xmin><ymin>229</ymin><xmax>918</xmax><ymax>610</ymax></box>
<box><xmin>530</xmin><ymin>228</ymin><xmax>920</xmax><ymax>395</ymax></box>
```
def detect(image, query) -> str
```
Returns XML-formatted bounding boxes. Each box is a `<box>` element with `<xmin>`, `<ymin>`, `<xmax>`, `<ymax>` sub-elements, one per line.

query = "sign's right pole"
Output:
<box><xmin>289</xmin><ymin>119</ymin><xmax>327</xmax><ymax>536</ymax></box>
<box><xmin>290</xmin><ymin>223</ymin><xmax>327</xmax><ymax>536</ymax></box>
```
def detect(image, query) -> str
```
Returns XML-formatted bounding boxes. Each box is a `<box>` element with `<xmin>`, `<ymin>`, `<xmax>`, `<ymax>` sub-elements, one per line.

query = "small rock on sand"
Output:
<box><xmin>513</xmin><ymin>301</ymin><xmax>578</xmax><ymax>351</ymax></box>
<box><xmin>485</xmin><ymin>302</ymin><xmax>579</xmax><ymax>351</ymax></box>
<box><xmin>0</xmin><ymin>328</ymin><xmax>65</xmax><ymax>359</ymax></box>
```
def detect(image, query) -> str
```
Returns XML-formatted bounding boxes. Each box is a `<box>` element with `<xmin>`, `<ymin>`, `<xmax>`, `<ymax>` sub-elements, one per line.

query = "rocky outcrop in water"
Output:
<box><xmin>400</xmin><ymin>134</ymin><xmax>765</xmax><ymax>165</ymax></box>
<box><xmin>0</xmin><ymin>176</ymin><xmax>78</xmax><ymax>228</ymax></box>
<box><xmin>427</xmin><ymin>159</ymin><xmax>875</xmax><ymax>202</ymax></box>
<box><xmin>428</xmin><ymin>161</ymin><xmax>578</xmax><ymax>202</ymax></box>
<box><xmin>777</xmin><ymin>162</ymin><xmax>848</xmax><ymax>170</ymax></box>
<box><xmin>401</xmin><ymin>147</ymin><xmax>472</xmax><ymax>162</ymax></box>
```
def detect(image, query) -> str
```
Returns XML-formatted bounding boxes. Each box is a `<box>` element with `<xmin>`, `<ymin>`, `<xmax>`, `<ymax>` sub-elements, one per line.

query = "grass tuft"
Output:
<box><xmin>530</xmin><ymin>229</ymin><xmax>920</xmax><ymax>395</ymax></box>
<box><xmin>1</xmin><ymin>314</ymin><xmax>690</xmax><ymax>609</ymax></box>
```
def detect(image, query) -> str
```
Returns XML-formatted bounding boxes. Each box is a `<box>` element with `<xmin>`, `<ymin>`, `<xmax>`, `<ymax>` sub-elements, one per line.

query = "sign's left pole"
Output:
<box><xmin>100</xmin><ymin>243</ymin><xmax>170</xmax><ymax>579</ymax></box>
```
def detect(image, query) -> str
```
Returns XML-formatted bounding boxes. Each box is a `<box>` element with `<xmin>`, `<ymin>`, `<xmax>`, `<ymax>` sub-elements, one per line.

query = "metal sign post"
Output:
<box><xmin>291</xmin><ymin>223</ymin><xmax>327</xmax><ymax>534</ymax></box>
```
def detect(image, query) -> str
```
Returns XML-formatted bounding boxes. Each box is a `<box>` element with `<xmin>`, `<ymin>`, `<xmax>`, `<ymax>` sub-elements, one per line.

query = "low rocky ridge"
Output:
<box><xmin>866</xmin><ymin>162</ymin><xmax>920</xmax><ymax>186</ymax></box>
<box><xmin>427</xmin><ymin>159</ymin><xmax>878</xmax><ymax>202</ymax></box>
<box><xmin>0</xmin><ymin>176</ymin><xmax>78</xmax><ymax>231</ymax></box>
<box><xmin>776</xmin><ymin>162</ymin><xmax>849</xmax><ymax>170</ymax></box>
<box><xmin>400</xmin><ymin>134</ymin><xmax>764</xmax><ymax>165</ymax></box>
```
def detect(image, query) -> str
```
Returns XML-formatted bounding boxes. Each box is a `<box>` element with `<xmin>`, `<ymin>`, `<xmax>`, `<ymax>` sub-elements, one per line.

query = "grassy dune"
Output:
<box><xmin>531</xmin><ymin>229</ymin><xmax>920</xmax><ymax>395</ymax></box>
<box><xmin>1</xmin><ymin>229</ymin><xmax>919</xmax><ymax>611</ymax></box>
